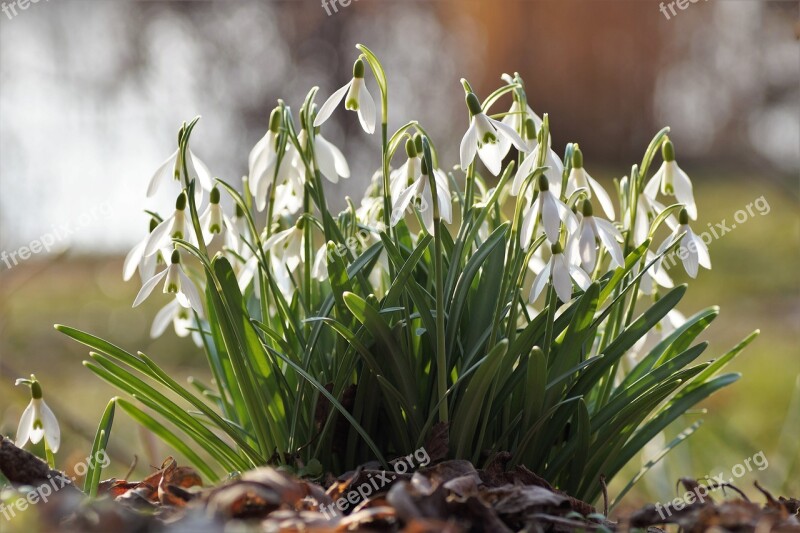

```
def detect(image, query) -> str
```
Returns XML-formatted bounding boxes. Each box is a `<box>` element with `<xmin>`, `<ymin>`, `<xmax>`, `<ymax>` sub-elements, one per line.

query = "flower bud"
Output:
<box><xmin>171</xmin><ymin>249</ymin><xmax>181</xmax><ymax>264</ymax></box>
<box><xmin>210</xmin><ymin>187</ymin><xmax>221</xmax><ymax>204</ymax></box>
<box><xmin>465</xmin><ymin>92</ymin><xmax>482</xmax><ymax>115</ymax></box>
<box><xmin>572</xmin><ymin>147</ymin><xmax>584</xmax><ymax>169</ymax></box>
<box><xmin>405</xmin><ymin>138</ymin><xmax>417</xmax><ymax>158</ymax></box>
<box><xmin>413</xmin><ymin>133</ymin><xmax>424</xmax><ymax>154</ymax></box>
<box><xmin>582</xmin><ymin>199</ymin><xmax>594</xmax><ymax>217</ymax></box>
<box><xmin>662</xmin><ymin>140</ymin><xmax>675</xmax><ymax>162</ymax></box>
<box><xmin>269</xmin><ymin>107</ymin><xmax>282</xmax><ymax>133</ymax></box>
<box><xmin>679</xmin><ymin>208</ymin><xmax>689</xmax><ymax>225</ymax></box>
<box><xmin>31</xmin><ymin>380</ymin><xmax>42</xmax><ymax>400</ymax></box>
<box><xmin>176</xmin><ymin>192</ymin><xmax>187</xmax><ymax>211</ymax></box>
<box><xmin>353</xmin><ymin>58</ymin><xmax>365</xmax><ymax>79</ymax></box>
<box><xmin>524</xmin><ymin>118</ymin><xmax>537</xmax><ymax>141</ymax></box>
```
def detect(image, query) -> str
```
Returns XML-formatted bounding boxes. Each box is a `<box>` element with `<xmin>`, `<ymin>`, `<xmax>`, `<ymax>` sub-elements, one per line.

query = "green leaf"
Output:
<box><xmin>85</xmin><ymin>398</ymin><xmax>116</xmax><ymax>497</ymax></box>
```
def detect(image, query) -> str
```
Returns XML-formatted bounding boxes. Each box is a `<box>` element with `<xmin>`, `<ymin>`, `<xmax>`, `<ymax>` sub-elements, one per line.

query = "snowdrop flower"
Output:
<box><xmin>520</xmin><ymin>174</ymin><xmax>578</xmax><ymax>248</ymax></box>
<box><xmin>570</xmin><ymin>200</ymin><xmax>624</xmax><ymax>273</ymax></box>
<box><xmin>389</xmin><ymin>138</ymin><xmax>422</xmax><ymax>202</ymax></box>
<box><xmin>639</xmin><ymin>251</ymin><xmax>674</xmax><ymax>295</ymax></box>
<box><xmin>644</xmin><ymin>140</ymin><xmax>697</xmax><ymax>220</ymax></box>
<box><xmin>145</xmin><ymin>192</ymin><xmax>192</xmax><ymax>256</ymax></box>
<box><xmin>199</xmin><ymin>187</ymin><xmax>238</xmax><ymax>248</ymax></box>
<box><xmin>133</xmin><ymin>249</ymin><xmax>204</xmax><ymax>315</ymax></box>
<box><xmin>511</xmin><ymin>132</ymin><xmax>564</xmax><ymax>197</ymax></box>
<box><xmin>147</xmin><ymin>135</ymin><xmax>212</xmax><ymax>201</ymax></box>
<box><xmin>566</xmin><ymin>147</ymin><xmax>615</xmax><ymax>220</ymax></box>
<box><xmin>529</xmin><ymin>242</ymin><xmax>592</xmax><ymax>303</ymax></box>
<box><xmin>124</xmin><ymin>218</ymin><xmax>163</xmax><ymax>283</ymax></box>
<box><xmin>314</xmin><ymin>129</ymin><xmax>350</xmax><ymax>183</ymax></box>
<box><xmin>314</xmin><ymin>58</ymin><xmax>376</xmax><ymax>134</ymax></box>
<box><xmin>654</xmin><ymin>208</ymin><xmax>710</xmax><ymax>278</ymax></box>
<box><xmin>15</xmin><ymin>376</ymin><xmax>60</xmax><ymax>453</ymax></box>
<box><xmin>273</xmin><ymin>183</ymin><xmax>303</xmax><ymax>218</ymax></box>
<box><xmin>249</xmin><ymin>108</ymin><xmax>283</xmax><ymax>211</ymax></box>
<box><xmin>390</xmin><ymin>159</ymin><xmax>452</xmax><ymax>234</ymax></box>
<box><xmin>264</xmin><ymin>220</ymin><xmax>305</xmax><ymax>274</ymax></box>
<box><xmin>151</xmin><ymin>300</ymin><xmax>193</xmax><ymax>338</ymax></box>
<box><xmin>459</xmin><ymin>92</ymin><xmax>529</xmax><ymax>176</ymax></box>
<box><xmin>225</xmin><ymin>203</ymin><xmax>249</xmax><ymax>257</ymax></box>
<box><xmin>501</xmin><ymin>102</ymin><xmax>543</xmax><ymax>156</ymax></box>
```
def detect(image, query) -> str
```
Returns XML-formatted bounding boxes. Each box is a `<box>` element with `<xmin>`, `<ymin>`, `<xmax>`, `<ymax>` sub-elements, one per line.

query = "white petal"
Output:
<box><xmin>357</xmin><ymin>85</ymin><xmax>377</xmax><ymax>134</ymax></box>
<box><xmin>555</xmin><ymin>199</ymin><xmax>579</xmax><ymax>235</ymax></box>
<box><xmin>123</xmin><ymin>238</ymin><xmax>147</xmax><ymax>281</ymax></box>
<box><xmin>178</xmin><ymin>269</ymin><xmax>204</xmax><ymax>316</ymax></box>
<box><xmin>579</xmin><ymin>221</ymin><xmax>597</xmax><ymax>272</ymax></box>
<box><xmin>477</xmin><ymin>140</ymin><xmax>503</xmax><ymax>176</ymax></box>
<box><xmin>459</xmin><ymin>120</ymin><xmax>478</xmax><ymax>171</ymax></box>
<box><xmin>312</xmin><ymin>246</ymin><xmax>328</xmax><ymax>281</ymax></box>
<box><xmin>189</xmin><ymin>150</ymin><xmax>213</xmax><ymax>191</ymax></box>
<box><xmin>314</xmin><ymin>81</ymin><xmax>351</xmax><ymax>128</ymax></box>
<box><xmin>520</xmin><ymin>198</ymin><xmax>540</xmax><ymax>248</ymax></box>
<box><xmin>672</xmin><ymin>163</ymin><xmax>697</xmax><ymax>219</ymax></box>
<box><xmin>645</xmin><ymin>165</ymin><xmax>664</xmax><ymax>199</ymax></box>
<box><xmin>540</xmin><ymin>192</ymin><xmax>561</xmax><ymax>244</ymax></box>
<box><xmin>489</xmin><ymin>116</ymin><xmax>529</xmax><ymax>152</ymax></box>
<box><xmin>144</xmin><ymin>216</ymin><xmax>174</xmax><ymax>257</ymax></box>
<box><xmin>653</xmin><ymin>231</ymin><xmax>677</xmax><ymax>273</ymax></box>
<box><xmin>680</xmin><ymin>233</ymin><xmax>699</xmax><ymax>278</ymax></box>
<box><xmin>569</xmin><ymin>263</ymin><xmax>592</xmax><ymax>291</ymax></box>
<box><xmin>133</xmin><ymin>269</ymin><xmax>169</xmax><ymax>307</ymax></box>
<box><xmin>552</xmin><ymin>254</ymin><xmax>573</xmax><ymax>302</ymax></box>
<box><xmin>434</xmin><ymin>170</ymin><xmax>453</xmax><ymax>224</ymax></box>
<box><xmin>151</xmin><ymin>300</ymin><xmax>179</xmax><ymax>338</ymax></box>
<box><xmin>391</xmin><ymin>179</ymin><xmax>421</xmax><ymax>226</ymax></box>
<box><xmin>15</xmin><ymin>401</ymin><xmax>35</xmax><ymax>448</ymax></box>
<box><xmin>146</xmin><ymin>150</ymin><xmax>178</xmax><ymax>198</ymax></box>
<box><xmin>39</xmin><ymin>401</ymin><xmax>60</xmax><ymax>453</ymax></box>
<box><xmin>593</xmin><ymin>218</ymin><xmax>625</xmax><ymax>268</ymax></box>
<box><xmin>586</xmin><ymin>174</ymin><xmax>615</xmax><ymax>220</ymax></box>
<box><xmin>248</xmin><ymin>132</ymin><xmax>270</xmax><ymax>175</ymax></box>
<box><xmin>690</xmin><ymin>230</ymin><xmax>711</xmax><ymax>269</ymax></box>
<box><xmin>529</xmin><ymin>261</ymin><xmax>552</xmax><ymax>302</ymax></box>
<box><xmin>511</xmin><ymin>155</ymin><xmax>537</xmax><ymax>196</ymax></box>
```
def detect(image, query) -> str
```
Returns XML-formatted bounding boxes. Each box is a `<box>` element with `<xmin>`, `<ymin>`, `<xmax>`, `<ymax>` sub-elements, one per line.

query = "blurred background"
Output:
<box><xmin>1</xmin><ymin>0</ymin><xmax>798</xmax><ymax>514</ymax></box>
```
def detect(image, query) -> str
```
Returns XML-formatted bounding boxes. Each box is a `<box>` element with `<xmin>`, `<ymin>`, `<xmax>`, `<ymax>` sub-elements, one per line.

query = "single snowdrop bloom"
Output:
<box><xmin>520</xmin><ymin>174</ymin><xmax>578</xmax><ymax>248</ymax></box>
<box><xmin>459</xmin><ymin>92</ymin><xmax>528</xmax><ymax>176</ymax></box>
<box><xmin>314</xmin><ymin>128</ymin><xmax>350</xmax><ymax>183</ymax></box>
<box><xmin>199</xmin><ymin>187</ymin><xmax>238</xmax><ymax>248</ymax></box>
<box><xmin>654</xmin><ymin>208</ymin><xmax>710</xmax><ymax>278</ymax></box>
<box><xmin>124</xmin><ymin>218</ymin><xmax>163</xmax><ymax>283</ymax></box>
<box><xmin>566</xmin><ymin>147</ymin><xmax>615</xmax><ymax>220</ymax></box>
<box><xmin>15</xmin><ymin>376</ymin><xmax>60</xmax><ymax>453</ymax></box>
<box><xmin>134</xmin><ymin>249</ymin><xmax>204</xmax><ymax>315</ymax></box>
<box><xmin>500</xmin><ymin>101</ymin><xmax>543</xmax><ymax>156</ymax></box>
<box><xmin>264</xmin><ymin>219</ymin><xmax>305</xmax><ymax>274</ymax></box>
<box><xmin>225</xmin><ymin>202</ymin><xmax>249</xmax><ymax>257</ymax></box>
<box><xmin>147</xmin><ymin>132</ymin><xmax>212</xmax><ymax>200</ymax></box>
<box><xmin>390</xmin><ymin>159</ymin><xmax>452</xmax><ymax>234</ymax></box>
<box><xmin>389</xmin><ymin>138</ymin><xmax>422</xmax><ymax>202</ymax></box>
<box><xmin>273</xmin><ymin>183</ymin><xmax>303</xmax><ymax>218</ymax></box>
<box><xmin>511</xmin><ymin>130</ymin><xmax>564</xmax><ymax>197</ymax></box>
<box><xmin>314</xmin><ymin>58</ymin><xmax>376</xmax><ymax>134</ymax></box>
<box><xmin>151</xmin><ymin>299</ymin><xmax>193</xmax><ymax>338</ymax></box>
<box><xmin>249</xmin><ymin>108</ymin><xmax>283</xmax><ymax>211</ymax></box>
<box><xmin>570</xmin><ymin>200</ymin><xmax>624</xmax><ymax>273</ymax></box>
<box><xmin>145</xmin><ymin>192</ymin><xmax>192</xmax><ymax>256</ymax></box>
<box><xmin>529</xmin><ymin>242</ymin><xmax>592</xmax><ymax>304</ymax></box>
<box><xmin>644</xmin><ymin>140</ymin><xmax>697</xmax><ymax>220</ymax></box>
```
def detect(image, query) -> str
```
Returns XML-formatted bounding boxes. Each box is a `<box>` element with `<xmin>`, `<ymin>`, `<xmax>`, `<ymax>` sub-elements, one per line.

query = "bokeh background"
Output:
<box><xmin>1</xmin><ymin>0</ymin><xmax>798</xmax><ymax>515</ymax></box>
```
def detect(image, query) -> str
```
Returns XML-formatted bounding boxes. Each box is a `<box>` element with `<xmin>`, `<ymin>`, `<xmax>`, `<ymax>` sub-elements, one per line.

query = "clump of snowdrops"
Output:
<box><xmin>55</xmin><ymin>44</ymin><xmax>757</xmax><ymax>505</ymax></box>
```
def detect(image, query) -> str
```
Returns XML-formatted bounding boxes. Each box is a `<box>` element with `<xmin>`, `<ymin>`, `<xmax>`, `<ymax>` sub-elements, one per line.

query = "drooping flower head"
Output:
<box><xmin>566</xmin><ymin>147</ymin><xmax>615</xmax><ymax>220</ymax></box>
<box><xmin>133</xmin><ymin>249</ymin><xmax>204</xmax><ymax>316</ymax></box>
<box><xmin>529</xmin><ymin>241</ymin><xmax>591</xmax><ymax>304</ymax></box>
<box><xmin>15</xmin><ymin>375</ymin><xmax>60</xmax><ymax>453</ymax></box>
<box><xmin>654</xmin><ymin>208</ymin><xmax>710</xmax><ymax>278</ymax></box>
<box><xmin>645</xmin><ymin>139</ymin><xmax>697</xmax><ymax>220</ymax></box>
<box><xmin>314</xmin><ymin>58</ymin><xmax>376</xmax><ymax>134</ymax></box>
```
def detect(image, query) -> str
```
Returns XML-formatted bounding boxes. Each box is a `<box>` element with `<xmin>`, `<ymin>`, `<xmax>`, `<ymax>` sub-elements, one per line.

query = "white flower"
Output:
<box><xmin>147</xmin><ymin>139</ymin><xmax>212</xmax><ymax>201</ymax></box>
<box><xmin>133</xmin><ymin>250</ymin><xmax>204</xmax><ymax>315</ymax></box>
<box><xmin>314</xmin><ymin>58</ymin><xmax>376</xmax><ymax>134</ymax></box>
<box><xmin>639</xmin><ymin>251</ymin><xmax>674</xmax><ymax>295</ymax></box>
<box><xmin>389</xmin><ymin>138</ymin><xmax>422</xmax><ymax>202</ymax></box>
<box><xmin>654</xmin><ymin>209</ymin><xmax>710</xmax><ymax>278</ymax></box>
<box><xmin>500</xmin><ymin>99</ymin><xmax>543</xmax><ymax>156</ymax></box>
<box><xmin>511</xmin><ymin>135</ymin><xmax>564</xmax><ymax>198</ymax></box>
<box><xmin>459</xmin><ymin>92</ymin><xmax>529</xmax><ymax>176</ymax></box>
<box><xmin>520</xmin><ymin>174</ymin><xmax>578</xmax><ymax>248</ymax></box>
<box><xmin>273</xmin><ymin>183</ymin><xmax>303</xmax><ymax>218</ymax></box>
<box><xmin>144</xmin><ymin>192</ymin><xmax>192</xmax><ymax>257</ymax></box>
<box><xmin>249</xmin><ymin>109</ymin><xmax>283</xmax><ymax>211</ymax></box>
<box><xmin>15</xmin><ymin>378</ymin><xmax>60</xmax><ymax>453</ymax></box>
<box><xmin>199</xmin><ymin>187</ymin><xmax>238</xmax><ymax>248</ymax></box>
<box><xmin>123</xmin><ymin>218</ymin><xmax>163</xmax><ymax>283</ymax></box>
<box><xmin>566</xmin><ymin>147</ymin><xmax>615</xmax><ymax>220</ymax></box>
<box><xmin>569</xmin><ymin>200</ymin><xmax>624</xmax><ymax>273</ymax></box>
<box><xmin>644</xmin><ymin>140</ymin><xmax>697</xmax><ymax>220</ymax></box>
<box><xmin>264</xmin><ymin>222</ymin><xmax>305</xmax><ymax>274</ymax></box>
<box><xmin>529</xmin><ymin>242</ymin><xmax>592</xmax><ymax>303</ymax></box>
<box><xmin>315</xmin><ymin>133</ymin><xmax>350</xmax><ymax>183</ymax></box>
<box><xmin>390</xmin><ymin>164</ymin><xmax>452</xmax><ymax>234</ymax></box>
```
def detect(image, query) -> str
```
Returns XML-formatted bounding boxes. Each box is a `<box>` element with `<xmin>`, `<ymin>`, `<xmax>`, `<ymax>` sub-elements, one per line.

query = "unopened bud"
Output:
<box><xmin>353</xmin><ymin>58</ymin><xmax>365</xmax><ymax>79</ymax></box>
<box><xmin>465</xmin><ymin>92</ymin><xmax>482</xmax><ymax>115</ymax></box>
